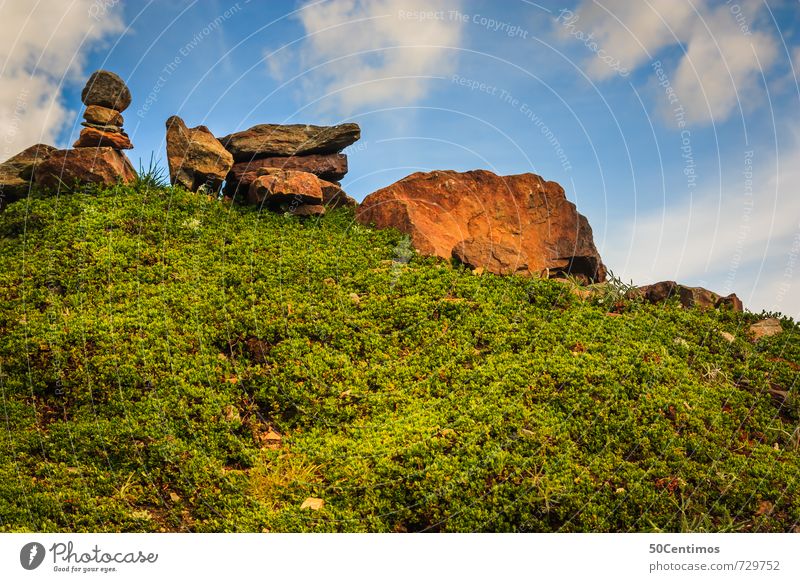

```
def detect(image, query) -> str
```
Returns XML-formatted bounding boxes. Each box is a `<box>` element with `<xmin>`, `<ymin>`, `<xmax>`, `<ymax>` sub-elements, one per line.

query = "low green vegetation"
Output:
<box><xmin>1</xmin><ymin>181</ymin><xmax>798</xmax><ymax>532</ymax></box>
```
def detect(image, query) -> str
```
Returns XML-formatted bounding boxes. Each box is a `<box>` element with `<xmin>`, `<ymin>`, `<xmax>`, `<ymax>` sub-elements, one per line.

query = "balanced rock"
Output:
<box><xmin>35</xmin><ymin>147</ymin><xmax>136</xmax><ymax>190</ymax></box>
<box><xmin>356</xmin><ymin>169</ymin><xmax>606</xmax><ymax>282</ymax></box>
<box><xmin>73</xmin><ymin>126</ymin><xmax>133</xmax><ymax>149</ymax></box>
<box><xmin>220</xmin><ymin>123</ymin><xmax>360</xmax><ymax>161</ymax></box>
<box><xmin>81</xmin><ymin>70</ymin><xmax>132</xmax><ymax>112</ymax></box>
<box><xmin>0</xmin><ymin>144</ymin><xmax>57</xmax><ymax>204</ymax></box>
<box><xmin>84</xmin><ymin>105</ymin><xmax>123</xmax><ymax>127</ymax></box>
<box><xmin>248</xmin><ymin>169</ymin><xmax>324</xmax><ymax>206</ymax></box>
<box><xmin>627</xmin><ymin>281</ymin><xmax>743</xmax><ymax>311</ymax></box>
<box><xmin>165</xmin><ymin>116</ymin><xmax>233</xmax><ymax>193</ymax></box>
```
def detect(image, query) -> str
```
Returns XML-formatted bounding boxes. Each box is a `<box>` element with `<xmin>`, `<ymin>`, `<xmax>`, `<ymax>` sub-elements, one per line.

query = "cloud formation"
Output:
<box><xmin>557</xmin><ymin>0</ymin><xmax>778</xmax><ymax>125</ymax></box>
<box><xmin>266</xmin><ymin>0</ymin><xmax>464</xmax><ymax>115</ymax></box>
<box><xmin>0</xmin><ymin>1</ymin><xmax>123</xmax><ymax>161</ymax></box>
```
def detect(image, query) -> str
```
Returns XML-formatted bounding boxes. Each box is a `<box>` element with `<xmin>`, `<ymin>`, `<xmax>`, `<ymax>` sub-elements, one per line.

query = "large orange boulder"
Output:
<box><xmin>356</xmin><ymin>169</ymin><xmax>606</xmax><ymax>281</ymax></box>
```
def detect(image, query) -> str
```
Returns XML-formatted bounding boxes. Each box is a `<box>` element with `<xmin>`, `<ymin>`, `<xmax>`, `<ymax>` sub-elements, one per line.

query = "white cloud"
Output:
<box><xmin>558</xmin><ymin>0</ymin><xmax>778</xmax><ymax>125</ymax></box>
<box><xmin>0</xmin><ymin>0</ymin><xmax>124</xmax><ymax>161</ymax></box>
<box><xmin>603</xmin><ymin>140</ymin><xmax>800</xmax><ymax>318</ymax></box>
<box><xmin>266</xmin><ymin>0</ymin><xmax>464</xmax><ymax>114</ymax></box>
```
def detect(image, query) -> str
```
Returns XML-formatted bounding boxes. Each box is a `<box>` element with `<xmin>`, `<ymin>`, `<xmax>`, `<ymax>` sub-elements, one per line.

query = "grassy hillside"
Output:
<box><xmin>1</xmin><ymin>180</ymin><xmax>799</xmax><ymax>532</ymax></box>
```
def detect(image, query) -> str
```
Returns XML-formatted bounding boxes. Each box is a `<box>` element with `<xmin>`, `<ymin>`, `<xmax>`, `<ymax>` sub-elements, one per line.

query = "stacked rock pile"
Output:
<box><xmin>0</xmin><ymin>70</ymin><xmax>137</xmax><ymax>198</ymax></box>
<box><xmin>219</xmin><ymin>123</ymin><xmax>360</xmax><ymax>214</ymax></box>
<box><xmin>74</xmin><ymin>71</ymin><xmax>133</xmax><ymax>150</ymax></box>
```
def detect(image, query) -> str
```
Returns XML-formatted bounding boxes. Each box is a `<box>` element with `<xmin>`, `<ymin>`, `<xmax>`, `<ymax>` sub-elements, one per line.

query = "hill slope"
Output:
<box><xmin>1</xmin><ymin>182</ymin><xmax>799</xmax><ymax>532</ymax></box>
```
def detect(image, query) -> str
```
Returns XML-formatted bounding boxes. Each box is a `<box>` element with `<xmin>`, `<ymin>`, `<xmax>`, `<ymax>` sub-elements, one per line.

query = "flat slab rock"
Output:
<box><xmin>228</xmin><ymin>153</ymin><xmax>348</xmax><ymax>184</ymax></box>
<box><xmin>34</xmin><ymin>147</ymin><xmax>137</xmax><ymax>190</ymax></box>
<box><xmin>220</xmin><ymin>123</ymin><xmax>360</xmax><ymax>161</ymax></box>
<box><xmin>356</xmin><ymin>169</ymin><xmax>606</xmax><ymax>281</ymax></box>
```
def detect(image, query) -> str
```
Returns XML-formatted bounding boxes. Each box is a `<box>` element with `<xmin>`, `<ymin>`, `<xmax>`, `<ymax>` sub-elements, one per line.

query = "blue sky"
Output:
<box><xmin>2</xmin><ymin>0</ymin><xmax>800</xmax><ymax>316</ymax></box>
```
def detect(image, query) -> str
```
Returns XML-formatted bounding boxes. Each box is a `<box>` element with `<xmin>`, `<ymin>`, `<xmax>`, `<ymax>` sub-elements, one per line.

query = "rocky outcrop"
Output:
<box><xmin>356</xmin><ymin>169</ymin><xmax>606</xmax><ymax>281</ymax></box>
<box><xmin>0</xmin><ymin>144</ymin><xmax>57</xmax><ymax>205</ymax></box>
<box><xmin>165</xmin><ymin>116</ymin><xmax>233</xmax><ymax>193</ymax></box>
<box><xmin>626</xmin><ymin>281</ymin><xmax>743</xmax><ymax>311</ymax></box>
<box><xmin>74</xmin><ymin>70</ymin><xmax>134</xmax><ymax>152</ymax></box>
<box><xmin>220</xmin><ymin>123</ymin><xmax>360</xmax><ymax>160</ymax></box>
<box><xmin>80</xmin><ymin>70</ymin><xmax>132</xmax><ymax>112</ymax></box>
<box><xmin>221</xmin><ymin>123</ymin><xmax>359</xmax><ymax>206</ymax></box>
<box><xmin>35</xmin><ymin>147</ymin><xmax>137</xmax><ymax>189</ymax></box>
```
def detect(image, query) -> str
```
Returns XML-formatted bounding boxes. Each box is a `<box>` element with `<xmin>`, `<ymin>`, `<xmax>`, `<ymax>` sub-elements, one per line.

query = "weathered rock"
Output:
<box><xmin>248</xmin><ymin>170</ymin><xmax>323</xmax><ymax>206</ymax></box>
<box><xmin>73</xmin><ymin>126</ymin><xmax>133</xmax><ymax>149</ymax></box>
<box><xmin>227</xmin><ymin>153</ymin><xmax>347</xmax><ymax>185</ymax></box>
<box><xmin>165</xmin><ymin>115</ymin><xmax>233</xmax><ymax>193</ymax></box>
<box><xmin>0</xmin><ymin>144</ymin><xmax>57</xmax><ymax>203</ymax></box>
<box><xmin>356</xmin><ymin>169</ymin><xmax>606</xmax><ymax>281</ymax></box>
<box><xmin>80</xmin><ymin>121</ymin><xmax>123</xmax><ymax>134</ymax></box>
<box><xmin>452</xmin><ymin>239</ymin><xmax>529</xmax><ymax>275</ymax></box>
<box><xmin>291</xmin><ymin>204</ymin><xmax>326</xmax><ymax>217</ymax></box>
<box><xmin>81</xmin><ymin>70</ymin><xmax>132</xmax><ymax>112</ymax></box>
<box><xmin>34</xmin><ymin>147</ymin><xmax>136</xmax><ymax>189</ymax></box>
<box><xmin>220</xmin><ymin>123</ymin><xmax>360</xmax><ymax>161</ymax></box>
<box><xmin>83</xmin><ymin>105</ymin><xmax>123</xmax><ymax>127</ymax></box>
<box><xmin>750</xmin><ymin>318</ymin><xmax>782</xmax><ymax>340</ymax></box>
<box><xmin>319</xmin><ymin>179</ymin><xmax>357</xmax><ymax>209</ymax></box>
<box><xmin>627</xmin><ymin>280</ymin><xmax>743</xmax><ymax>311</ymax></box>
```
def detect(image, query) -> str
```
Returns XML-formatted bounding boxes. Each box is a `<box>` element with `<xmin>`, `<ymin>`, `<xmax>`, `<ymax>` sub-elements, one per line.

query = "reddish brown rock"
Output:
<box><xmin>356</xmin><ymin>169</ymin><xmax>606</xmax><ymax>281</ymax></box>
<box><xmin>292</xmin><ymin>204</ymin><xmax>326</xmax><ymax>217</ymax></box>
<box><xmin>73</xmin><ymin>126</ymin><xmax>133</xmax><ymax>149</ymax></box>
<box><xmin>248</xmin><ymin>169</ymin><xmax>324</xmax><ymax>206</ymax></box>
<box><xmin>83</xmin><ymin>105</ymin><xmax>123</xmax><ymax>127</ymax></box>
<box><xmin>228</xmin><ymin>153</ymin><xmax>347</xmax><ymax>184</ymax></box>
<box><xmin>452</xmin><ymin>239</ymin><xmax>528</xmax><ymax>275</ymax></box>
<box><xmin>34</xmin><ymin>147</ymin><xmax>136</xmax><ymax>190</ymax></box>
<box><xmin>627</xmin><ymin>280</ymin><xmax>743</xmax><ymax>311</ymax></box>
<box><xmin>319</xmin><ymin>179</ymin><xmax>357</xmax><ymax>209</ymax></box>
<box><xmin>220</xmin><ymin>123</ymin><xmax>360</xmax><ymax>161</ymax></box>
<box><xmin>0</xmin><ymin>144</ymin><xmax>57</xmax><ymax>204</ymax></box>
<box><xmin>165</xmin><ymin>115</ymin><xmax>233</xmax><ymax>193</ymax></box>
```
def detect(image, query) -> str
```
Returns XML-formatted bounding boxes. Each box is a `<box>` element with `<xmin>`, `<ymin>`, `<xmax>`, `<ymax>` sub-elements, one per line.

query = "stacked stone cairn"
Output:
<box><xmin>74</xmin><ymin>70</ymin><xmax>133</xmax><ymax>150</ymax></box>
<box><xmin>219</xmin><ymin>122</ymin><xmax>360</xmax><ymax>215</ymax></box>
<box><xmin>1</xmin><ymin>70</ymin><xmax>137</xmax><ymax>201</ymax></box>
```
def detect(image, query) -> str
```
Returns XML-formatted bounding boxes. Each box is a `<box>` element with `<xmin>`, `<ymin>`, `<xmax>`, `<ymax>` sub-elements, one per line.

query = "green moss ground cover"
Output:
<box><xmin>0</xmin><ymin>181</ymin><xmax>798</xmax><ymax>532</ymax></box>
